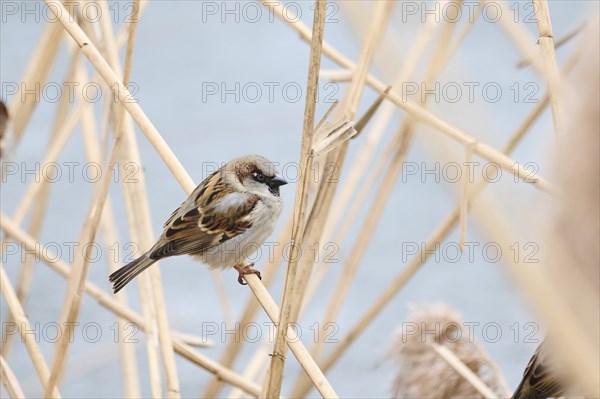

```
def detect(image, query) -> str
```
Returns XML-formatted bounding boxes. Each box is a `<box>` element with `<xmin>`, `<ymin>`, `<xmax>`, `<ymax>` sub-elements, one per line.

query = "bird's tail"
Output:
<box><xmin>109</xmin><ymin>252</ymin><xmax>156</xmax><ymax>293</ymax></box>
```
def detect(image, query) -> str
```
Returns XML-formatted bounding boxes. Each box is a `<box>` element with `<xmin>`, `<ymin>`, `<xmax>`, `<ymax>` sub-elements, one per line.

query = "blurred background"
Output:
<box><xmin>1</xmin><ymin>1</ymin><xmax>597</xmax><ymax>397</ymax></box>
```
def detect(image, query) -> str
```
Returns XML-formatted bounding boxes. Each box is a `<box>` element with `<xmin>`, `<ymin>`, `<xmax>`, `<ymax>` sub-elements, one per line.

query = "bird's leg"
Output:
<box><xmin>234</xmin><ymin>263</ymin><xmax>262</xmax><ymax>285</ymax></box>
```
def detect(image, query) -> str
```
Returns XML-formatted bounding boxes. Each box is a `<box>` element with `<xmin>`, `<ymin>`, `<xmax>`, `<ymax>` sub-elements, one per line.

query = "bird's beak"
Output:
<box><xmin>268</xmin><ymin>175</ymin><xmax>288</xmax><ymax>188</ymax></box>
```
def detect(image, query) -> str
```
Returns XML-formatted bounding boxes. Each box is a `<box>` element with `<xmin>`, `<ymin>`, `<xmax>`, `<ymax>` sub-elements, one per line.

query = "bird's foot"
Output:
<box><xmin>234</xmin><ymin>263</ymin><xmax>262</xmax><ymax>285</ymax></box>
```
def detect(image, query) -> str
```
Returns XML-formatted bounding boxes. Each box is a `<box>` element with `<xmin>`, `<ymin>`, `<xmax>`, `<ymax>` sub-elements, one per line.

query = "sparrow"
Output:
<box><xmin>512</xmin><ymin>340</ymin><xmax>566</xmax><ymax>399</ymax></box>
<box><xmin>109</xmin><ymin>154</ymin><xmax>287</xmax><ymax>293</ymax></box>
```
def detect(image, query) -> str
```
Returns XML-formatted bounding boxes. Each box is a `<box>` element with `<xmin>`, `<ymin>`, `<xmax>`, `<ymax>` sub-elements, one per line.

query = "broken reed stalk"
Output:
<box><xmin>0</xmin><ymin>265</ymin><xmax>61</xmax><ymax>398</ymax></box>
<box><xmin>300</xmin><ymin>5</ymin><xmax>466</xmax><ymax>385</ymax></box>
<box><xmin>290</xmin><ymin>6</ymin><xmax>394</xmax><ymax>365</ymax></box>
<box><xmin>302</xmin><ymin>1</ymin><xmax>395</xmax><ymax>368</ymax></box>
<box><xmin>263</xmin><ymin>0</ymin><xmax>558</xmax><ymax>196</ymax></box>
<box><xmin>297</xmin><ymin>18</ymin><xmax>444</xmax><ymax>314</ymax></box>
<box><xmin>0</xmin><ymin>355</ymin><xmax>26</xmax><ymax>399</ymax></box>
<box><xmin>263</xmin><ymin>1</ymin><xmax>326</xmax><ymax>397</ymax></box>
<box><xmin>290</xmin><ymin>80</ymin><xmax>560</xmax><ymax>397</ymax></box>
<box><xmin>531</xmin><ymin>0</ymin><xmax>563</xmax><ymax>132</ymax></box>
<box><xmin>494</xmin><ymin>0</ymin><xmax>546</xmax><ymax>77</ymax></box>
<box><xmin>313</xmin><ymin>14</ymin><xmax>439</xmax><ymax>252</ymax></box>
<box><xmin>328</xmin><ymin>3</ymin><xmax>483</xmax><ymax>250</ymax></box>
<box><xmin>0</xmin><ymin>214</ymin><xmax>263</xmax><ymax>397</ymax></box>
<box><xmin>516</xmin><ymin>21</ymin><xmax>585</xmax><ymax>68</ymax></box>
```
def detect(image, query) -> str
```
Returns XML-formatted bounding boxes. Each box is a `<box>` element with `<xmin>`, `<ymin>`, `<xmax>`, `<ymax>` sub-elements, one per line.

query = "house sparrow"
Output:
<box><xmin>512</xmin><ymin>340</ymin><xmax>566</xmax><ymax>399</ymax></box>
<box><xmin>109</xmin><ymin>154</ymin><xmax>287</xmax><ymax>293</ymax></box>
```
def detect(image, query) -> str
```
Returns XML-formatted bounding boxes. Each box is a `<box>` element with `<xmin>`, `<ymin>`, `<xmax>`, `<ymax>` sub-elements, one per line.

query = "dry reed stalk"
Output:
<box><xmin>291</xmin><ymin>84</ymin><xmax>559</xmax><ymax>398</ymax></box>
<box><xmin>92</xmin><ymin>6</ymin><xmax>163</xmax><ymax>397</ymax></box>
<box><xmin>297</xmin><ymin>17</ymin><xmax>442</xmax><ymax>310</ymax></box>
<box><xmin>311</xmin><ymin>120</ymin><xmax>356</xmax><ymax>157</ymax></box>
<box><xmin>43</xmin><ymin>114</ymin><xmax>124</xmax><ymax>398</ymax></box>
<box><xmin>460</xmin><ymin>144</ymin><xmax>475</xmax><ymax>250</ymax></box>
<box><xmin>43</xmin><ymin>4</ymin><xmax>152</xmax><ymax>395</ymax></box>
<box><xmin>263</xmin><ymin>2</ymin><xmax>327</xmax><ymax>397</ymax></box>
<box><xmin>531</xmin><ymin>0</ymin><xmax>563</xmax><ymax>132</ymax></box>
<box><xmin>429</xmin><ymin>344</ymin><xmax>498</xmax><ymax>398</ymax></box>
<box><xmin>7</xmin><ymin>22</ymin><xmax>63</xmax><ymax>144</ymax></box>
<box><xmin>0</xmin><ymin>214</ymin><xmax>264</xmax><ymax>397</ymax></box>
<box><xmin>10</xmin><ymin>101</ymin><xmax>84</xmax><ymax>224</ymax></box>
<box><xmin>0</xmin><ymin>264</ymin><xmax>61</xmax><ymax>398</ymax></box>
<box><xmin>472</xmin><ymin>198</ymin><xmax>598</xmax><ymax>395</ymax></box>
<box><xmin>508</xmin><ymin>24</ymin><xmax>598</xmax><ymax>395</ymax></box>
<box><xmin>303</xmin><ymin>5</ymin><xmax>481</xmax><ymax>296</ymax></box>
<box><xmin>263</xmin><ymin>0</ymin><xmax>557</xmax><ymax>195</ymax></box>
<box><xmin>0</xmin><ymin>355</ymin><xmax>26</xmax><ymax>399</ymax></box>
<box><xmin>318</xmin><ymin>69</ymin><xmax>353</xmax><ymax>82</ymax></box>
<box><xmin>76</xmin><ymin>61</ymin><xmax>142</xmax><ymax>398</ymax></box>
<box><xmin>516</xmin><ymin>21</ymin><xmax>586</xmax><ymax>68</ymax></box>
<box><xmin>492</xmin><ymin>0</ymin><xmax>545</xmax><ymax>76</ymax></box>
<box><xmin>555</xmin><ymin>24</ymin><xmax>599</xmax><ymax>393</ymax></box>
<box><xmin>255</xmin><ymin>3</ymin><xmax>384</xmax><ymax>322</ymax></box>
<box><xmin>290</xmin><ymin>0</ymin><xmax>393</xmax><ymax>339</ymax></box>
<box><xmin>305</xmin><ymin>123</ymin><xmax>413</xmax><ymax>368</ymax></box>
<box><xmin>472</xmin><ymin>340</ymin><xmax>512</xmax><ymax>395</ymax></box>
<box><xmin>301</xmin><ymin>3</ymin><xmax>466</xmax><ymax>377</ymax></box>
<box><xmin>228</xmin><ymin>345</ymin><xmax>270</xmax><ymax>399</ymax></box>
<box><xmin>42</xmin><ymin>0</ymin><xmax>195</xmax><ymax>192</ymax></box>
<box><xmin>94</xmin><ymin>2</ymin><xmax>180</xmax><ymax>396</ymax></box>
<box><xmin>170</xmin><ymin>332</ymin><xmax>213</xmax><ymax>348</ymax></box>
<box><xmin>241</xmin><ymin>271</ymin><xmax>338</xmax><ymax>399</ymax></box>
<box><xmin>210</xmin><ymin>271</ymin><xmax>234</xmax><ymax>328</ymax></box>
<box><xmin>1</xmin><ymin>49</ymin><xmax>82</xmax><ymax>359</ymax></box>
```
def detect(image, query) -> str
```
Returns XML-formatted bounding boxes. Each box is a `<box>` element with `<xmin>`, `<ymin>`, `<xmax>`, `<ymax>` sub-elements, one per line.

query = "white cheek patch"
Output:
<box><xmin>212</xmin><ymin>192</ymin><xmax>249</xmax><ymax>213</ymax></box>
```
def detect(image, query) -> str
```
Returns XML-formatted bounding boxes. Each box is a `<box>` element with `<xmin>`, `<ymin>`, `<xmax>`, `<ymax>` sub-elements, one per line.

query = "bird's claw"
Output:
<box><xmin>234</xmin><ymin>264</ymin><xmax>261</xmax><ymax>285</ymax></box>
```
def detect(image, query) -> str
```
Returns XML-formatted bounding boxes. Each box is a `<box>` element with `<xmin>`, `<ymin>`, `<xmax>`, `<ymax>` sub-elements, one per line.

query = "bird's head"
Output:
<box><xmin>228</xmin><ymin>154</ymin><xmax>288</xmax><ymax>198</ymax></box>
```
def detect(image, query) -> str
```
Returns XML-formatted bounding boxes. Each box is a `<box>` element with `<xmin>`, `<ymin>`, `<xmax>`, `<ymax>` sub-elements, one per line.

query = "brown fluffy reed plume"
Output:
<box><xmin>390</xmin><ymin>304</ymin><xmax>508</xmax><ymax>399</ymax></box>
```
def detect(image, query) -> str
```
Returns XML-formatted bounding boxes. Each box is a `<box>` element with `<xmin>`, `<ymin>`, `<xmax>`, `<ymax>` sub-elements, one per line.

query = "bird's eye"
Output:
<box><xmin>253</xmin><ymin>172</ymin><xmax>265</xmax><ymax>182</ymax></box>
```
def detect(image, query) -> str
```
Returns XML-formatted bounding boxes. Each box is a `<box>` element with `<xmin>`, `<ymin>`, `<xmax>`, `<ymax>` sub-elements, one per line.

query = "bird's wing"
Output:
<box><xmin>151</xmin><ymin>173</ymin><xmax>257</xmax><ymax>259</ymax></box>
<box><xmin>513</xmin><ymin>341</ymin><xmax>566</xmax><ymax>399</ymax></box>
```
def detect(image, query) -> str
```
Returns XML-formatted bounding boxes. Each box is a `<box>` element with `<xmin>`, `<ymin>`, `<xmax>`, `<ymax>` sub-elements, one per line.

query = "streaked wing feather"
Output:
<box><xmin>151</xmin><ymin>172</ymin><xmax>257</xmax><ymax>259</ymax></box>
